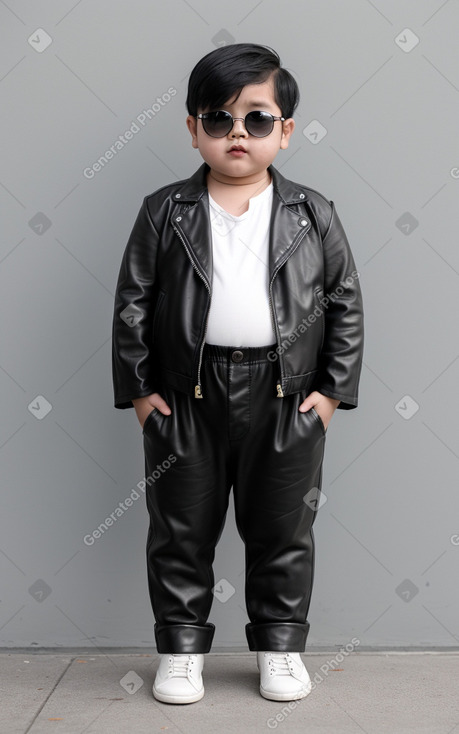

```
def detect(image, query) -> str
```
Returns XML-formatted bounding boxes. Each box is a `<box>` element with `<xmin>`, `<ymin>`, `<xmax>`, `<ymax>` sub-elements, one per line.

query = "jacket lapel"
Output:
<box><xmin>171</xmin><ymin>162</ymin><xmax>311</xmax><ymax>286</ymax></box>
<box><xmin>170</xmin><ymin>163</ymin><xmax>213</xmax><ymax>287</ymax></box>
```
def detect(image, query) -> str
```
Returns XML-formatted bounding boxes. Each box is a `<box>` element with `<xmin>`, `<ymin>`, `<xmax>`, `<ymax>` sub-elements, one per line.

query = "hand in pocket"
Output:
<box><xmin>298</xmin><ymin>390</ymin><xmax>340</xmax><ymax>431</ymax></box>
<box><xmin>132</xmin><ymin>393</ymin><xmax>172</xmax><ymax>429</ymax></box>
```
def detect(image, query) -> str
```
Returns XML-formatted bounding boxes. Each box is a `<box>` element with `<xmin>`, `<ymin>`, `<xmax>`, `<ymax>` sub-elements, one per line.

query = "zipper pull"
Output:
<box><xmin>276</xmin><ymin>382</ymin><xmax>284</xmax><ymax>398</ymax></box>
<box><xmin>195</xmin><ymin>384</ymin><xmax>203</xmax><ymax>399</ymax></box>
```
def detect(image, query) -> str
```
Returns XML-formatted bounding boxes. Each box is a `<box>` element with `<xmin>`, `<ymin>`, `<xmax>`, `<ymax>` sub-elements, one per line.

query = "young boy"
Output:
<box><xmin>112</xmin><ymin>43</ymin><xmax>364</xmax><ymax>704</ymax></box>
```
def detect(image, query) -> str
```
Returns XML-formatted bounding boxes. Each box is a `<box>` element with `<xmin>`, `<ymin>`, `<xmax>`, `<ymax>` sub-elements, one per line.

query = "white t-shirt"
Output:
<box><xmin>205</xmin><ymin>182</ymin><xmax>276</xmax><ymax>346</ymax></box>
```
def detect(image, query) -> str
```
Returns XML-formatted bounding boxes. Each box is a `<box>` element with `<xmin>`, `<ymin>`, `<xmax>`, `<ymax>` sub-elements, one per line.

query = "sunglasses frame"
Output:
<box><xmin>195</xmin><ymin>110</ymin><xmax>285</xmax><ymax>138</ymax></box>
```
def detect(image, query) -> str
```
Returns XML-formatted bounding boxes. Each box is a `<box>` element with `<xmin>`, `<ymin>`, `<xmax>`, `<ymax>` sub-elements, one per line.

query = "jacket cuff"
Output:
<box><xmin>114</xmin><ymin>388</ymin><xmax>158</xmax><ymax>410</ymax></box>
<box><xmin>313</xmin><ymin>386</ymin><xmax>358</xmax><ymax>410</ymax></box>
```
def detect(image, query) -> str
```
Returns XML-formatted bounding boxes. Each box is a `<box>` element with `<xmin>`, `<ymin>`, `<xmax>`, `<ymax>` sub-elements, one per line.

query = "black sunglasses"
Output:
<box><xmin>195</xmin><ymin>110</ymin><xmax>285</xmax><ymax>138</ymax></box>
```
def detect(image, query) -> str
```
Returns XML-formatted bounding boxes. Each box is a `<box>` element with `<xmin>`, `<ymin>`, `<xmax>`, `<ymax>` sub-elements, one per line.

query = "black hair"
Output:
<box><xmin>186</xmin><ymin>43</ymin><xmax>300</xmax><ymax>119</ymax></box>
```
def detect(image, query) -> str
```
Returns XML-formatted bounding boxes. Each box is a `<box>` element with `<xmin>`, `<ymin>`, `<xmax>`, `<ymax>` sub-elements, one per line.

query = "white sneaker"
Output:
<box><xmin>153</xmin><ymin>653</ymin><xmax>205</xmax><ymax>704</ymax></box>
<box><xmin>257</xmin><ymin>651</ymin><xmax>312</xmax><ymax>701</ymax></box>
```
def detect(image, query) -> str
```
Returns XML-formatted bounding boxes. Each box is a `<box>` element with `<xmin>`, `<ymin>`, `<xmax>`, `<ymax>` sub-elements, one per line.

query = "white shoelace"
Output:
<box><xmin>168</xmin><ymin>654</ymin><xmax>193</xmax><ymax>677</ymax></box>
<box><xmin>267</xmin><ymin>653</ymin><xmax>294</xmax><ymax>675</ymax></box>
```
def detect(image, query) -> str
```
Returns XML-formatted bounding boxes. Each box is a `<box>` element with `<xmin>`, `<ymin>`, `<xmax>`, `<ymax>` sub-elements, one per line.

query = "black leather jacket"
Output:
<box><xmin>112</xmin><ymin>162</ymin><xmax>364</xmax><ymax>410</ymax></box>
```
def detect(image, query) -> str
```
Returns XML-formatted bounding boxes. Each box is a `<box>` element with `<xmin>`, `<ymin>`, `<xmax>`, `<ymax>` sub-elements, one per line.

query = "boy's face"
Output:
<box><xmin>186</xmin><ymin>74</ymin><xmax>295</xmax><ymax>184</ymax></box>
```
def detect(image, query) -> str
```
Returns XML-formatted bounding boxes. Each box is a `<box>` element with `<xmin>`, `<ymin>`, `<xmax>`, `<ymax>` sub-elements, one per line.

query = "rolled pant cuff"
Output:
<box><xmin>245</xmin><ymin>622</ymin><xmax>310</xmax><ymax>651</ymax></box>
<box><xmin>154</xmin><ymin>623</ymin><xmax>215</xmax><ymax>653</ymax></box>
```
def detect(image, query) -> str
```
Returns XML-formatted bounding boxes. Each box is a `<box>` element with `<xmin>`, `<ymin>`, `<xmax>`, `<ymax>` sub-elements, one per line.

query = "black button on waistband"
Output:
<box><xmin>231</xmin><ymin>350</ymin><xmax>244</xmax><ymax>363</ymax></box>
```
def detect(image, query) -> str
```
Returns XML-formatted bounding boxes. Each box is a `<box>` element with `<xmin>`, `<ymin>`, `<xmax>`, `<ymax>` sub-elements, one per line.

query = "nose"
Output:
<box><xmin>229</xmin><ymin>118</ymin><xmax>248</xmax><ymax>138</ymax></box>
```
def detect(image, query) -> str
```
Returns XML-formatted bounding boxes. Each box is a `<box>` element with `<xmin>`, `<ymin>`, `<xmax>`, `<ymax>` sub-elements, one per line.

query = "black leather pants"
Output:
<box><xmin>142</xmin><ymin>343</ymin><xmax>327</xmax><ymax>653</ymax></box>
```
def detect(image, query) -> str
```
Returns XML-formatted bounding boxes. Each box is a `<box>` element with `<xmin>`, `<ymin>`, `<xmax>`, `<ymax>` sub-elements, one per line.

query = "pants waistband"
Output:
<box><xmin>203</xmin><ymin>343</ymin><xmax>277</xmax><ymax>364</ymax></box>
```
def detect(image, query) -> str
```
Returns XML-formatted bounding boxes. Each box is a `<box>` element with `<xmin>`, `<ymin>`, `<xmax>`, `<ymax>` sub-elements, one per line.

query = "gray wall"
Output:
<box><xmin>1</xmin><ymin>0</ymin><xmax>458</xmax><ymax>649</ymax></box>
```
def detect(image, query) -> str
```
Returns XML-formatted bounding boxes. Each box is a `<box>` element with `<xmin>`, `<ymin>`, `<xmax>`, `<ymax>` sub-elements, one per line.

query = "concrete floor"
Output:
<box><xmin>1</xmin><ymin>650</ymin><xmax>459</xmax><ymax>733</ymax></box>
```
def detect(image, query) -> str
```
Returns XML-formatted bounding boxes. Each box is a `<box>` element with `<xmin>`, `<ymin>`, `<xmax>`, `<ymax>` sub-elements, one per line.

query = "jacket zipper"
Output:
<box><xmin>269</xmin><ymin>223</ymin><xmax>312</xmax><ymax>398</ymax></box>
<box><xmin>172</xmin><ymin>218</ymin><xmax>211</xmax><ymax>398</ymax></box>
<box><xmin>268</xmin><ymin>287</ymin><xmax>283</xmax><ymax>397</ymax></box>
<box><xmin>195</xmin><ymin>305</ymin><xmax>211</xmax><ymax>398</ymax></box>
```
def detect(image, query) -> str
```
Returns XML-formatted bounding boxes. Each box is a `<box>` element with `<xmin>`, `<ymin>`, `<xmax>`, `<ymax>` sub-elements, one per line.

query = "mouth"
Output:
<box><xmin>228</xmin><ymin>145</ymin><xmax>247</xmax><ymax>156</ymax></box>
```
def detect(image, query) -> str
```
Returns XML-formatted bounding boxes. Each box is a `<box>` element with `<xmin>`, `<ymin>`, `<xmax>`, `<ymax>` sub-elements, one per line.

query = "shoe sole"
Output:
<box><xmin>152</xmin><ymin>685</ymin><xmax>205</xmax><ymax>704</ymax></box>
<box><xmin>259</xmin><ymin>683</ymin><xmax>312</xmax><ymax>701</ymax></box>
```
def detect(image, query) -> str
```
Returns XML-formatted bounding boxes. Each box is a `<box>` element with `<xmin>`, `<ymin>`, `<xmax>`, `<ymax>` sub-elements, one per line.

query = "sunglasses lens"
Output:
<box><xmin>245</xmin><ymin>111</ymin><xmax>274</xmax><ymax>137</ymax></box>
<box><xmin>202</xmin><ymin>111</ymin><xmax>232</xmax><ymax>137</ymax></box>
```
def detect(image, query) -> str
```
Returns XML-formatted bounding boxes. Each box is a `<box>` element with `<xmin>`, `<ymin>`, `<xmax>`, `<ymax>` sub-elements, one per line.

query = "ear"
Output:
<box><xmin>280</xmin><ymin>118</ymin><xmax>295</xmax><ymax>150</ymax></box>
<box><xmin>186</xmin><ymin>115</ymin><xmax>199</xmax><ymax>149</ymax></box>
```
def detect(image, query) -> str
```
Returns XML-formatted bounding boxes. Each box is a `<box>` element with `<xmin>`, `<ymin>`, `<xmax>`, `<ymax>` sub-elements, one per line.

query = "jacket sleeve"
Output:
<box><xmin>111</xmin><ymin>197</ymin><xmax>160</xmax><ymax>409</ymax></box>
<box><xmin>314</xmin><ymin>202</ymin><xmax>364</xmax><ymax>410</ymax></box>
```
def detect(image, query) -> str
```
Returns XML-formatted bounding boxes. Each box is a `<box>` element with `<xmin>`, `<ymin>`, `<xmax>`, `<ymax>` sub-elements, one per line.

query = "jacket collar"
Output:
<box><xmin>172</xmin><ymin>162</ymin><xmax>312</xmax><ymax>286</ymax></box>
<box><xmin>177</xmin><ymin>162</ymin><xmax>309</xmax><ymax>205</ymax></box>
